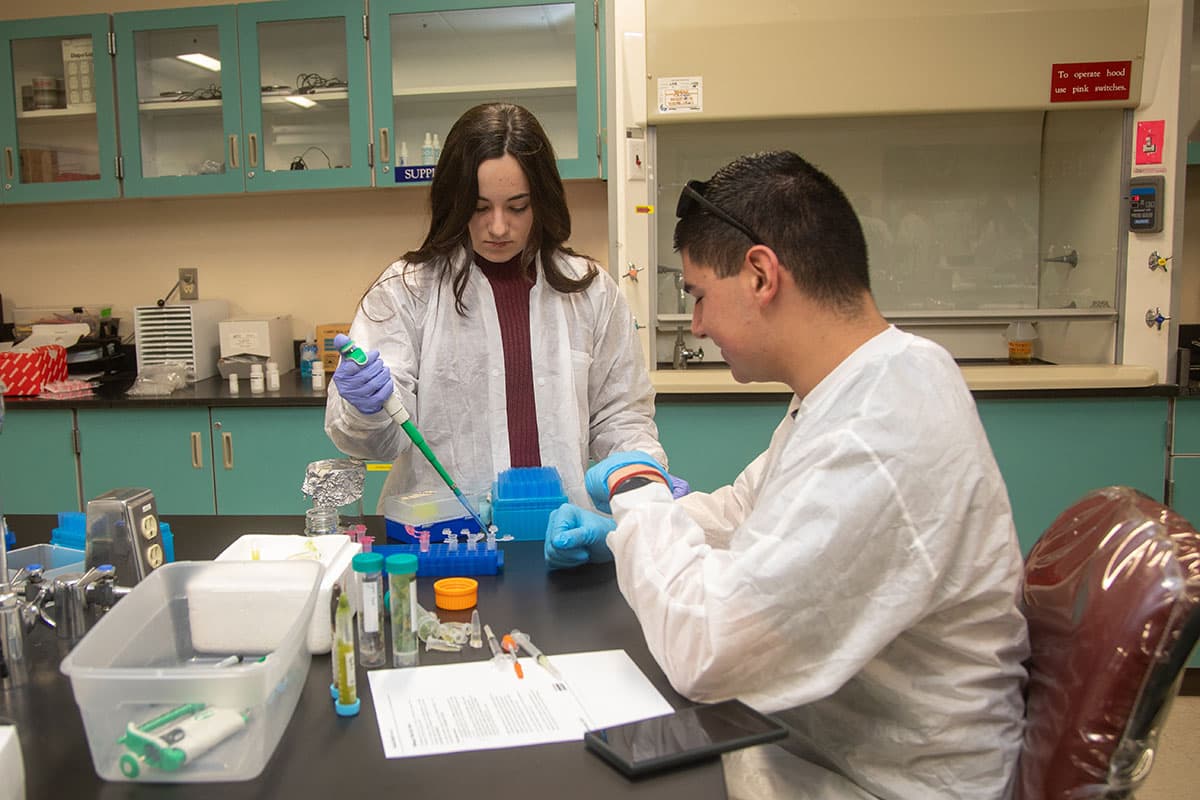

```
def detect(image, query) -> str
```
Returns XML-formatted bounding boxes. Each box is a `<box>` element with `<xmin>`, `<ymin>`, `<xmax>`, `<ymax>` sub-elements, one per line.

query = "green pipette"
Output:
<box><xmin>337</xmin><ymin>337</ymin><xmax>488</xmax><ymax>535</ymax></box>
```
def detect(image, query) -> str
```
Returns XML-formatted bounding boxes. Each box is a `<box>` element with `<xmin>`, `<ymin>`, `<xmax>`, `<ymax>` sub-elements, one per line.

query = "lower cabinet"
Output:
<box><xmin>77</xmin><ymin>408</ymin><xmax>217</xmax><ymax>515</ymax></box>
<box><xmin>211</xmin><ymin>407</ymin><xmax>388</xmax><ymax>516</ymax></box>
<box><xmin>0</xmin><ymin>408</ymin><xmax>79</xmax><ymax>514</ymax></box>
<box><xmin>656</xmin><ymin>396</ymin><xmax>1170</xmax><ymax>557</ymax></box>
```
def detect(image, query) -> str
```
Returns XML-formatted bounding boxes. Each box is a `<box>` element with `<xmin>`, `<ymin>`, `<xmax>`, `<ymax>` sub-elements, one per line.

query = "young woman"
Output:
<box><xmin>325</xmin><ymin>103</ymin><xmax>675</xmax><ymax>514</ymax></box>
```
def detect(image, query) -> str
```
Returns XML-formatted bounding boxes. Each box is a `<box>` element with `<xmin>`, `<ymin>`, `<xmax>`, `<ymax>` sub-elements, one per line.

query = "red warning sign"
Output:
<box><xmin>1050</xmin><ymin>61</ymin><xmax>1131</xmax><ymax>103</ymax></box>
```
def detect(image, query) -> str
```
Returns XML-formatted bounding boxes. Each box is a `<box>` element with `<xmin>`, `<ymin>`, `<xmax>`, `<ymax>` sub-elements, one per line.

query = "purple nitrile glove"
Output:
<box><xmin>332</xmin><ymin>345</ymin><xmax>394</xmax><ymax>415</ymax></box>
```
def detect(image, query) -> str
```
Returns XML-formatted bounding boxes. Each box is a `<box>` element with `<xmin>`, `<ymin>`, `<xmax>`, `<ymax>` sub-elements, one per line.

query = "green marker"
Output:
<box><xmin>338</xmin><ymin>337</ymin><xmax>489</xmax><ymax>535</ymax></box>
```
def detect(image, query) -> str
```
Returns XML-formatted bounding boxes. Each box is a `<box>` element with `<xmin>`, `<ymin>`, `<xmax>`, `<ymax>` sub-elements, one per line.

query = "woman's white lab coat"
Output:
<box><xmin>607</xmin><ymin>327</ymin><xmax>1029</xmax><ymax>800</ymax></box>
<box><xmin>325</xmin><ymin>248</ymin><xmax>666</xmax><ymax>512</ymax></box>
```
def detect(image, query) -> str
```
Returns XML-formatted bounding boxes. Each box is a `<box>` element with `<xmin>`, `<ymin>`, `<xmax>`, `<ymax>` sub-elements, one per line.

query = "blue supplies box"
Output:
<box><xmin>491</xmin><ymin>466</ymin><xmax>568</xmax><ymax>541</ymax></box>
<box><xmin>384</xmin><ymin>488</ymin><xmax>487</xmax><ymax>544</ymax></box>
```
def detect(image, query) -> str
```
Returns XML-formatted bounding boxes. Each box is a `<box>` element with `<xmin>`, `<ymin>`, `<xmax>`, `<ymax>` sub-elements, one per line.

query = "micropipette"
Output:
<box><xmin>510</xmin><ymin>629</ymin><xmax>563</xmax><ymax>681</ymax></box>
<box><xmin>337</xmin><ymin>337</ymin><xmax>489</xmax><ymax>534</ymax></box>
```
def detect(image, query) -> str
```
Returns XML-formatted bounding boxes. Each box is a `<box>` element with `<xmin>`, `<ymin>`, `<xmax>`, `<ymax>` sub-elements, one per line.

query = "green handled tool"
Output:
<box><xmin>337</xmin><ymin>337</ymin><xmax>488</xmax><ymax>534</ymax></box>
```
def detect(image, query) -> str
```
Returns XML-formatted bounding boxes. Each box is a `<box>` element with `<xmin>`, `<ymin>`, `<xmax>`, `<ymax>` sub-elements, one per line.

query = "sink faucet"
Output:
<box><xmin>673</xmin><ymin>329</ymin><xmax>704</xmax><ymax>370</ymax></box>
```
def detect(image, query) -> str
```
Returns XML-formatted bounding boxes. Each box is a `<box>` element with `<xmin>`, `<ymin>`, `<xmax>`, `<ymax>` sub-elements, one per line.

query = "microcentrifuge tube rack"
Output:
<box><xmin>372</xmin><ymin>542</ymin><xmax>503</xmax><ymax>577</ymax></box>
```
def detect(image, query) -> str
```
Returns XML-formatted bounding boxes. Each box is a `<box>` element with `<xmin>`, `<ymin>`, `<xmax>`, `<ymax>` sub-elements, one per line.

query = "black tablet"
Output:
<box><xmin>583</xmin><ymin>699</ymin><xmax>789</xmax><ymax>779</ymax></box>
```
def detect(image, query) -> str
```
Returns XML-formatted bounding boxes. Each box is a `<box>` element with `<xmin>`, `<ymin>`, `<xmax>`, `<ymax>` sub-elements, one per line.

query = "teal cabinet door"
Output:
<box><xmin>977</xmin><ymin>398</ymin><xmax>1168</xmax><ymax>555</ymax></box>
<box><xmin>114</xmin><ymin>6</ymin><xmax>246</xmax><ymax>197</ymax></box>
<box><xmin>236</xmin><ymin>0</ymin><xmax>371</xmax><ymax>192</ymax></box>
<box><xmin>77</xmin><ymin>408</ymin><xmax>216</xmax><ymax>515</ymax></box>
<box><xmin>0</xmin><ymin>15</ymin><xmax>120</xmax><ymax>204</ymax></box>
<box><xmin>655</xmin><ymin>400</ymin><xmax>790</xmax><ymax>493</ymax></box>
<box><xmin>212</xmin><ymin>406</ymin><xmax>387</xmax><ymax>515</ymax></box>
<box><xmin>369</xmin><ymin>0</ymin><xmax>600</xmax><ymax>185</ymax></box>
<box><xmin>0</xmin><ymin>409</ymin><xmax>79</xmax><ymax>513</ymax></box>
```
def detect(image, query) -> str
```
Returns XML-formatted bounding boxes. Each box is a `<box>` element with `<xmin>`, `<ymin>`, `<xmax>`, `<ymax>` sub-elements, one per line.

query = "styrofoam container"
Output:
<box><xmin>5</xmin><ymin>543</ymin><xmax>84</xmax><ymax>581</ymax></box>
<box><xmin>214</xmin><ymin>534</ymin><xmax>358</xmax><ymax>654</ymax></box>
<box><xmin>59</xmin><ymin>560</ymin><xmax>320</xmax><ymax>783</ymax></box>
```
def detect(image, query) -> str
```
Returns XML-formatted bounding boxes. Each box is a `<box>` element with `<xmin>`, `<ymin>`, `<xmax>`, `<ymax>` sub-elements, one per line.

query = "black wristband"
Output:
<box><xmin>611</xmin><ymin>475</ymin><xmax>660</xmax><ymax>496</ymax></box>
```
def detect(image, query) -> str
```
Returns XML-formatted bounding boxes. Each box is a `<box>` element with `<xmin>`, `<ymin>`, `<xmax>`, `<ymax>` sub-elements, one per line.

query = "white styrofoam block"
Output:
<box><xmin>213</xmin><ymin>534</ymin><xmax>359</xmax><ymax>654</ymax></box>
<box><xmin>0</xmin><ymin>725</ymin><xmax>26</xmax><ymax>800</ymax></box>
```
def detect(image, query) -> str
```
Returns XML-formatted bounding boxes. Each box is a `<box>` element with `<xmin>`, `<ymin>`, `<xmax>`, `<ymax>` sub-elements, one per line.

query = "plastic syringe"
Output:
<box><xmin>337</xmin><ymin>336</ymin><xmax>488</xmax><ymax>534</ymax></box>
<box><xmin>510</xmin><ymin>629</ymin><xmax>563</xmax><ymax>681</ymax></box>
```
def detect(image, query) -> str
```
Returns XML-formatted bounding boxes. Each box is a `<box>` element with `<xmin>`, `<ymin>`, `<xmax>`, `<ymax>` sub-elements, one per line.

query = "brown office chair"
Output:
<box><xmin>1016</xmin><ymin>486</ymin><xmax>1200</xmax><ymax>800</ymax></box>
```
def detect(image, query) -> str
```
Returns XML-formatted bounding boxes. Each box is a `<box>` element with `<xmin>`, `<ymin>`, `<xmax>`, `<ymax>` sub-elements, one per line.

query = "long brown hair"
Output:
<box><xmin>366</xmin><ymin>103</ymin><xmax>596</xmax><ymax>316</ymax></box>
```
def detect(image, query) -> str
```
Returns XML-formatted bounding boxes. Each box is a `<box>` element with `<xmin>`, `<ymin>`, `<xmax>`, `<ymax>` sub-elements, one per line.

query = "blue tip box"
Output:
<box><xmin>491</xmin><ymin>466</ymin><xmax>567</xmax><ymax>541</ymax></box>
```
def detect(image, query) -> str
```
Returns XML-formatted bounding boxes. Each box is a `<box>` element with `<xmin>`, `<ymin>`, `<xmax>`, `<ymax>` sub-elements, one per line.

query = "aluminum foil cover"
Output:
<box><xmin>302</xmin><ymin>458</ymin><xmax>365</xmax><ymax>508</ymax></box>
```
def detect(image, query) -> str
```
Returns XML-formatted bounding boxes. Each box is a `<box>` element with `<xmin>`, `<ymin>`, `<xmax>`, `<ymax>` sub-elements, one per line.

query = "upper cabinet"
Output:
<box><xmin>114</xmin><ymin>0</ymin><xmax>371</xmax><ymax>198</ymax></box>
<box><xmin>0</xmin><ymin>14</ymin><xmax>121</xmax><ymax>203</ymax></box>
<box><xmin>368</xmin><ymin>0</ymin><xmax>600</xmax><ymax>182</ymax></box>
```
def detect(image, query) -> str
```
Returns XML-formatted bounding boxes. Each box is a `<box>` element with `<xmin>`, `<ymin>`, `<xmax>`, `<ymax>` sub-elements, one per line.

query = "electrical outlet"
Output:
<box><xmin>178</xmin><ymin>267</ymin><xmax>199</xmax><ymax>301</ymax></box>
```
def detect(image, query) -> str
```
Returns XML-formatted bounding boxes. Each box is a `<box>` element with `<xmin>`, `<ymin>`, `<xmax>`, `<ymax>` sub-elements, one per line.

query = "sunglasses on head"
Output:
<box><xmin>676</xmin><ymin>179</ymin><xmax>766</xmax><ymax>246</ymax></box>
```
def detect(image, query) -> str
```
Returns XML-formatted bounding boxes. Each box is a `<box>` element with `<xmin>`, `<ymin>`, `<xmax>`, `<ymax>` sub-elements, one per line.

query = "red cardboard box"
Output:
<box><xmin>0</xmin><ymin>345</ymin><xmax>69</xmax><ymax>395</ymax></box>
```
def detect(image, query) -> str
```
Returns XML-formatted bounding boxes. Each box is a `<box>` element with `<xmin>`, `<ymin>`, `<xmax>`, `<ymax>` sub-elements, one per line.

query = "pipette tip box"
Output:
<box><xmin>373</xmin><ymin>542</ymin><xmax>503</xmax><ymax>577</ymax></box>
<box><xmin>491</xmin><ymin>466</ymin><xmax>567</xmax><ymax>541</ymax></box>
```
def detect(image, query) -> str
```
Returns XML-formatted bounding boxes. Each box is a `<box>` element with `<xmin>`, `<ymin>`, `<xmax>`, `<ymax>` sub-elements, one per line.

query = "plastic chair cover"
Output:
<box><xmin>1017</xmin><ymin>486</ymin><xmax>1200</xmax><ymax>799</ymax></box>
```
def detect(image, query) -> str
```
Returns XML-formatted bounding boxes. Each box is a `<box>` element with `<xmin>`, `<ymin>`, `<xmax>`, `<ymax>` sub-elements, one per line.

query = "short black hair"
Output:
<box><xmin>673</xmin><ymin>151</ymin><xmax>870</xmax><ymax>311</ymax></box>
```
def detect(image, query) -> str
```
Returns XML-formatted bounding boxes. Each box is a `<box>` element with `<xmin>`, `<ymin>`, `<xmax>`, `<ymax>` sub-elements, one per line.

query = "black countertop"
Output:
<box><xmin>1</xmin><ymin>515</ymin><xmax>726</xmax><ymax>800</ymax></box>
<box><xmin>3</xmin><ymin>367</ymin><xmax>1181</xmax><ymax>411</ymax></box>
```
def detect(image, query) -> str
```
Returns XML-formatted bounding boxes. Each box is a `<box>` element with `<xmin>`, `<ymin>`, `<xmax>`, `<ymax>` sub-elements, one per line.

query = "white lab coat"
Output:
<box><xmin>608</xmin><ymin>326</ymin><xmax>1029</xmax><ymax>800</ymax></box>
<box><xmin>325</xmin><ymin>248</ymin><xmax>666</xmax><ymax>512</ymax></box>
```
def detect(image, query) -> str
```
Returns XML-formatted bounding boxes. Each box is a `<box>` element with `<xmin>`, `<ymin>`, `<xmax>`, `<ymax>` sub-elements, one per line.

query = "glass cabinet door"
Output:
<box><xmin>370</xmin><ymin>0</ymin><xmax>599</xmax><ymax>185</ymax></box>
<box><xmin>236</xmin><ymin>0</ymin><xmax>371</xmax><ymax>192</ymax></box>
<box><xmin>114</xmin><ymin>7</ymin><xmax>244</xmax><ymax>198</ymax></box>
<box><xmin>0</xmin><ymin>15</ymin><xmax>119</xmax><ymax>203</ymax></box>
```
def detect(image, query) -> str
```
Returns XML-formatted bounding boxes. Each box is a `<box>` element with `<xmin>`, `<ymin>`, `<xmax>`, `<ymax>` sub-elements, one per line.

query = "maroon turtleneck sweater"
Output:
<box><xmin>475</xmin><ymin>252</ymin><xmax>541</xmax><ymax>467</ymax></box>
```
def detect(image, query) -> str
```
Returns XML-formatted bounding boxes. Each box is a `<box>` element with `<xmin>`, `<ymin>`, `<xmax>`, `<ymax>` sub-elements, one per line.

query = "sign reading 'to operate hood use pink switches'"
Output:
<box><xmin>1050</xmin><ymin>61</ymin><xmax>1132</xmax><ymax>103</ymax></box>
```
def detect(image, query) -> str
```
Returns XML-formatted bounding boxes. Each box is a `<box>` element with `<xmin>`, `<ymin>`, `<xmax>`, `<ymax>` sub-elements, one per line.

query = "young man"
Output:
<box><xmin>545</xmin><ymin>151</ymin><xmax>1029</xmax><ymax>799</ymax></box>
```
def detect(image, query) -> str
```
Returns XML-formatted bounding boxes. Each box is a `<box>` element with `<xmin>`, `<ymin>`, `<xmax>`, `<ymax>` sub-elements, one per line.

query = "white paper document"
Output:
<box><xmin>367</xmin><ymin>649</ymin><xmax>673</xmax><ymax>758</ymax></box>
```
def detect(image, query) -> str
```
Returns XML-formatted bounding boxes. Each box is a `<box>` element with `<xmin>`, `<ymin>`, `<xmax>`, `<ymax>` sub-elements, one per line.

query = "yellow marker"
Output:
<box><xmin>635</xmin><ymin>204</ymin><xmax>654</xmax><ymax>215</ymax></box>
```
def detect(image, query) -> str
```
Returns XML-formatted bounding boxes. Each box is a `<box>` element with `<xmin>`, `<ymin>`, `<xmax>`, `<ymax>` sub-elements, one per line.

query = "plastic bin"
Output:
<box><xmin>60</xmin><ymin>560</ymin><xmax>320</xmax><ymax>783</ymax></box>
<box><xmin>5</xmin><ymin>543</ymin><xmax>84</xmax><ymax>581</ymax></box>
<box><xmin>214</xmin><ymin>534</ymin><xmax>359</xmax><ymax>654</ymax></box>
<box><xmin>492</xmin><ymin>466</ymin><xmax>568</xmax><ymax>541</ymax></box>
<box><xmin>384</xmin><ymin>488</ymin><xmax>488</xmax><ymax>543</ymax></box>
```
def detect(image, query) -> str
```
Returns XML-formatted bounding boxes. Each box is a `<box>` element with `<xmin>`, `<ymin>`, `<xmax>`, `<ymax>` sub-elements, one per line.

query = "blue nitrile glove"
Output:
<box><xmin>332</xmin><ymin>334</ymin><xmax>394</xmax><ymax>415</ymax></box>
<box><xmin>544</xmin><ymin>504</ymin><xmax>617</xmax><ymax>570</ymax></box>
<box><xmin>585</xmin><ymin>451</ymin><xmax>670</xmax><ymax>514</ymax></box>
<box><xmin>668</xmin><ymin>474</ymin><xmax>691</xmax><ymax>499</ymax></box>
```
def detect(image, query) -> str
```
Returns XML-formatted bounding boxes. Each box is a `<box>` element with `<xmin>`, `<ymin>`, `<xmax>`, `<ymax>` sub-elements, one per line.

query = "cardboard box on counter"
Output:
<box><xmin>315</xmin><ymin>323</ymin><xmax>350</xmax><ymax>371</ymax></box>
<box><xmin>0</xmin><ymin>344</ymin><xmax>68</xmax><ymax>395</ymax></box>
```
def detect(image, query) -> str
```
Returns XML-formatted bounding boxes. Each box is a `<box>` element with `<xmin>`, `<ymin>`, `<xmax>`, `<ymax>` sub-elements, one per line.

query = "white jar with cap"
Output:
<box><xmin>249</xmin><ymin>363</ymin><xmax>265</xmax><ymax>394</ymax></box>
<box><xmin>265</xmin><ymin>361</ymin><xmax>280</xmax><ymax>392</ymax></box>
<box><xmin>311</xmin><ymin>360</ymin><xmax>326</xmax><ymax>391</ymax></box>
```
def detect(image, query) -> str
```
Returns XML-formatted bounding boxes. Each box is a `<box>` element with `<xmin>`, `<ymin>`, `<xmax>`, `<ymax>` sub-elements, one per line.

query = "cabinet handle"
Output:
<box><xmin>191</xmin><ymin>432</ymin><xmax>203</xmax><ymax>469</ymax></box>
<box><xmin>248</xmin><ymin>133</ymin><xmax>258</xmax><ymax>168</ymax></box>
<box><xmin>228</xmin><ymin>134</ymin><xmax>239</xmax><ymax>169</ymax></box>
<box><xmin>221</xmin><ymin>431</ymin><xmax>234</xmax><ymax>470</ymax></box>
<box><xmin>379</xmin><ymin>128</ymin><xmax>390</xmax><ymax>165</ymax></box>
<box><xmin>3</xmin><ymin>147</ymin><xmax>12</xmax><ymax>181</ymax></box>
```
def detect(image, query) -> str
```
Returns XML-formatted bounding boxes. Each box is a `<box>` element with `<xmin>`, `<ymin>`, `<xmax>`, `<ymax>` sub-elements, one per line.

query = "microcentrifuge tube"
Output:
<box><xmin>418</xmin><ymin>531</ymin><xmax>430</xmax><ymax>553</ymax></box>
<box><xmin>465</xmin><ymin>529</ymin><xmax>476</xmax><ymax>552</ymax></box>
<box><xmin>447</xmin><ymin>529</ymin><xmax>458</xmax><ymax>552</ymax></box>
<box><xmin>485</xmin><ymin>529</ymin><xmax>496</xmax><ymax>552</ymax></box>
<box><xmin>469</xmin><ymin>610</ymin><xmax>482</xmax><ymax>649</ymax></box>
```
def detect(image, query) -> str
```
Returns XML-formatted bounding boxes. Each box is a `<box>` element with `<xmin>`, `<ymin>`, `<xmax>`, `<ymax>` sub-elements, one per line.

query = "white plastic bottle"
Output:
<box><xmin>432</xmin><ymin>133</ymin><xmax>441</xmax><ymax>163</ymax></box>
<box><xmin>397</xmin><ymin>140</ymin><xmax>408</xmax><ymax>166</ymax></box>
<box><xmin>228</xmin><ymin>373</ymin><xmax>239</xmax><ymax>394</ymax></box>
<box><xmin>265</xmin><ymin>361</ymin><xmax>280</xmax><ymax>392</ymax></box>
<box><xmin>311</xmin><ymin>360</ymin><xmax>326</xmax><ymax>391</ymax></box>
<box><xmin>249</xmin><ymin>363</ymin><xmax>265</xmax><ymax>394</ymax></box>
<box><xmin>421</xmin><ymin>132</ymin><xmax>434</xmax><ymax>165</ymax></box>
